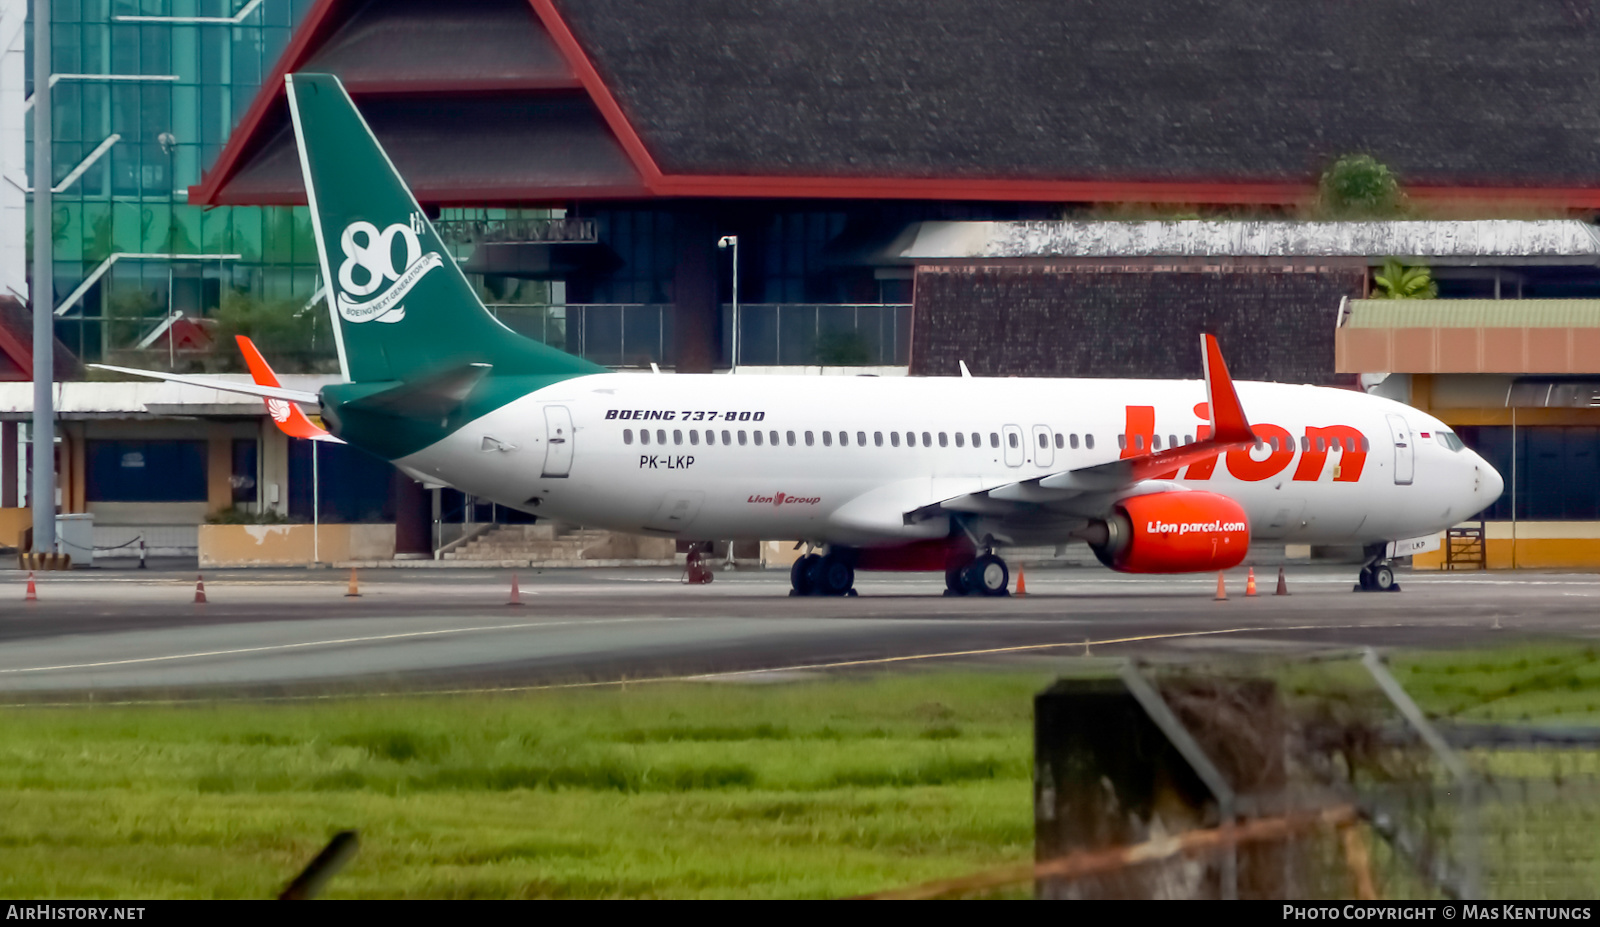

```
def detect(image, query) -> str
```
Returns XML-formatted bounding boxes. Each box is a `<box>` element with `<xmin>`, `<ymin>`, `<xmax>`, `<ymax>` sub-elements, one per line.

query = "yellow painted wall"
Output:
<box><xmin>0</xmin><ymin>508</ymin><xmax>29</xmax><ymax>549</ymax></box>
<box><xmin>198</xmin><ymin>524</ymin><xmax>396</xmax><ymax>567</ymax></box>
<box><xmin>1414</xmin><ymin>522</ymin><xmax>1600</xmax><ymax>570</ymax></box>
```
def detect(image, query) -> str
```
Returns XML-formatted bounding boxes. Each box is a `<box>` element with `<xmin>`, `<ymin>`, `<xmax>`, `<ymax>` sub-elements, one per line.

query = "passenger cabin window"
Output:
<box><xmin>1300</xmin><ymin>436</ymin><xmax>1309</xmax><ymax>452</ymax></box>
<box><xmin>1037</xmin><ymin>433</ymin><xmax>1047</xmax><ymax>447</ymax></box>
<box><xmin>657</xmin><ymin>429</ymin><xmax>667</xmax><ymax>445</ymax></box>
<box><xmin>971</xmin><ymin>432</ymin><xmax>981</xmax><ymax>447</ymax></box>
<box><xmin>1152</xmin><ymin>435</ymin><xmax>1161</xmax><ymax>450</ymax></box>
<box><xmin>822</xmin><ymin>432</ymin><xmax>832</xmax><ymax>447</ymax></box>
<box><xmin>857</xmin><ymin>431</ymin><xmax>866</xmax><ymax>446</ymax></box>
<box><xmin>641</xmin><ymin>430</ymin><xmax>651</xmax><ymax>446</ymax></box>
<box><xmin>1185</xmin><ymin>434</ymin><xmax>1193</xmax><ymax>445</ymax></box>
<box><xmin>1169</xmin><ymin>434</ymin><xmax>1177</xmax><ymax>448</ymax></box>
<box><xmin>1069</xmin><ymin>434</ymin><xmax>1079</xmax><ymax>449</ymax></box>
<box><xmin>770</xmin><ymin>431</ymin><xmax>779</xmax><ymax>446</ymax></box>
<box><xmin>891</xmin><ymin>432</ymin><xmax>901</xmax><ymax>447</ymax></box>
<box><xmin>722</xmin><ymin>430</ymin><xmax>732</xmax><ymax>445</ymax></box>
<box><xmin>674</xmin><ymin>430</ymin><xmax>683</xmax><ymax>445</ymax></box>
<box><xmin>805</xmin><ymin>431</ymin><xmax>815</xmax><ymax>446</ymax></box>
<box><xmin>955</xmin><ymin>432</ymin><xmax>965</xmax><ymax>448</ymax></box>
<box><xmin>705</xmin><ymin>430</ymin><xmax>716</xmax><ymax>446</ymax></box>
<box><xmin>922</xmin><ymin>431</ymin><xmax>931</xmax><ymax>446</ymax></box>
<box><xmin>624</xmin><ymin>429</ymin><xmax>634</xmax><ymax>445</ymax></box>
<box><xmin>1054</xmin><ymin>433</ymin><xmax>1064</xmax><ymax>449</ymax></box>
<box><xmin>787</xmin><ymin>431</ymin><xmax>796</xmax><ymax>446</ymax></box>
<box><xmin>1085</xmin><ymin>435</ymin><xmax>1095</xmax><ymax>449</ymax></box>
<box><xmin>939</xmin><ymin>432</ymin><xmax>948</xmax><ymax>447</ymax></box>
<box><xmin>875</xmin><ymin>432</ymin><xmax>884</xmax><ymax>447</ymax></box>
<box><xmin>738</xmin><ymin>431</ymin><xmax>748</xmax><ymax>446</ymax></box>
<box><xmin>1008</xmin><ymin>433</ymin><xmax>1020</xmax><ymax>449</ymax></box>
<box><xmin>690</xmin><ymin>430</ymin><xmax>700</xmax><ymax>445</ymax></box>
<box><xmin>989</xmin><ymin>433</ymin><xmax>999</xmax><ymax>448</ymax></box>
<box><xmin>1316</xmin><ymin>437</ymin><xmax>1326</xmax><ymax>452</ymax></box>
<box><xmin>906</xmin><ymin>432</ymin><xmax>916</xmax><ymax>447</ymax></box>
<box><xmin>753</xmin><ymin>431</ymin><xmax>763</xmax><ymax>446</ymax></box>
<box><xmin>1118</xmin><ymin>434</ymin><xmax>1127</xmax><ymax>450</ymax></box>
<box><xmin>838</xmin><ymin>431</ymin><xmax>848</xmax><ymax>446</ymax></box>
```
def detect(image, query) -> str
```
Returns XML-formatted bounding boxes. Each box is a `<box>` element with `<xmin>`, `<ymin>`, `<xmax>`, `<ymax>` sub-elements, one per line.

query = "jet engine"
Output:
<box><xmin>1079</xmin><ymin>491</ymin><xmax>1251</xmax><ymax>574</ymax></box>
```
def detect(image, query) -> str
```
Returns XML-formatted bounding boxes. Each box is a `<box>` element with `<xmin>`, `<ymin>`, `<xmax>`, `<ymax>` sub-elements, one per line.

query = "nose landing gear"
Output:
<box><xmin>1355</xmin><ymin>544</ymin><xmax>1401</xmax><ymax>592</ymax></box>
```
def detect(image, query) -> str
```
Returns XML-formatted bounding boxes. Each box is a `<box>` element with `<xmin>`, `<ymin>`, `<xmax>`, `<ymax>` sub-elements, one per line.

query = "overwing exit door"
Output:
<box><xmin>542</xmin><ymin>405</ymin><xmax>574</xmax><ymax>478</ymax></box>
<box><xmin>1385</xmin><ymin>413</ymin><xmax>1414</xmax><ymax>485</ymax></box>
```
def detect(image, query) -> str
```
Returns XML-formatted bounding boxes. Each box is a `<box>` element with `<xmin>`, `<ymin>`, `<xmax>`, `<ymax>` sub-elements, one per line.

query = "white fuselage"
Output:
<box><xmin>396</xmin><ymin>373</ymin><xmax>1502</xmax><ymax>554</ymax></box>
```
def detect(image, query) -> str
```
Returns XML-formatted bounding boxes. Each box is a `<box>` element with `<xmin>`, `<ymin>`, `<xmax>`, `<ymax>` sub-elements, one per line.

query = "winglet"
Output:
<box><xmin>1200</xmin><ymin>333</ymin><xmax>1255</xmax><ymax>445</ymax></box>
<box><xmin>236</xmin><ymin>335</ymin><xmax>342</xmax><ymax>442</ymax></box>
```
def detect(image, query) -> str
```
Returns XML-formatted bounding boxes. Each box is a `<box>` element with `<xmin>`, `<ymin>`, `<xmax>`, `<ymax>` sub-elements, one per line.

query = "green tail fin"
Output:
<box><xmin>285</xmin><ymin>72</ymin><xmax>603</xmax><ymax>383</ymax></box>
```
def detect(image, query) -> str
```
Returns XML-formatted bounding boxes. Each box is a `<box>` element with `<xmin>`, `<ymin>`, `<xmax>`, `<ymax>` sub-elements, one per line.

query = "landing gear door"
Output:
<box><xmin>1003</xmin><ymin>425</ymin><xmax>1025</xmax><ymax>467</ymax></box>
<box><xmin>1385</xmin><ymin>414</ymin><xmax>1414</xmax><ymax>485</ymax></box>
<box><xmin>542</xmin><ymin>405</ymin><xmax>574</xmax><ymax>478</ymax></box>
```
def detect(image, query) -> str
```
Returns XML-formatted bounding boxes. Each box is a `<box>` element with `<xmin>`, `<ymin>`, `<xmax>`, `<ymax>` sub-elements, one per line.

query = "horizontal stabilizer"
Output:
<box><xmin>343</xmin><ymin>363</ymin><xmax>492</xmax><ymax>419</ymax></box>
<box><xmin>87</xmin><ymin>364</ymin><xmax>321</xmax><ymax>405</ymax></box>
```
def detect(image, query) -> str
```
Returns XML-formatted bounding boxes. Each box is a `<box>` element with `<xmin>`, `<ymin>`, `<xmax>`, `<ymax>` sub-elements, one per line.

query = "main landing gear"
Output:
<box><xmin>1355</xmin><ymin>544</ymin><xmax>1401</xmax><ymax>593</ymax></box>
<box><xmin>790</xmin><ymin>549</ymin><xmax>858</xmax><ymax>597</ymax></box>
<box><xmin>944</xmin><ymin>552</ymin><xmax>1010</xmax><ymax>597</ymax></box>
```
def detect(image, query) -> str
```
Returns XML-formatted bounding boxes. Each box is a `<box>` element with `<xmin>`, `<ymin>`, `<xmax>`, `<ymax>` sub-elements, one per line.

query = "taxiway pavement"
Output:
<box><xmin>0</xmin><ymin>565</ymin><xmax>1595</xmax><ymax>699</ymax></box>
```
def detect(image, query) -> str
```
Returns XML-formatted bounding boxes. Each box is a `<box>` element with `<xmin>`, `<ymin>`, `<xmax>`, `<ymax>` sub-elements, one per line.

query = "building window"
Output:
<box><xmin>87</xmin><ymin>440</ymin><xmax>207</xmax><ymax>503</ymax></box>
<box><xmin>231</xmin><ymin>439</ymin><xmax>258</xmax><ymax>505</ymax></box>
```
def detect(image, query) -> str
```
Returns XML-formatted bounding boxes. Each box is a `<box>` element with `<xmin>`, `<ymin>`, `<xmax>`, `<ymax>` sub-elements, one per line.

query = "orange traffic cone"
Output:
<box><xmin>1275</xmin><ymin>567</ymin><xmax>1290</xmax><ymax>596</ymax></box>
<box><xmin>1015</xmin><ymin>566</ymin><xmax>1027</xmax><ymax>596</ymax></box>
<box><xmin>1215</xmin><ymin>572</ymin><xmax>1228</xmax><ymax>601</ymax></box>
<box><xmin>507</xmin><ymin>573</ymin><xmax>525</xmax><ymax>607</ymax></box>
<box><xmin>24</xmin><ymin>571</ymin><xmax>36</xmax><ymax>602</ymax></box>
<box><xmin>1246</xmin><ymin>568</ymin><xmax>1258</xmax><ymax>597</ymax></box>
<box><xmin>193</xmin><ymin>574</ymin><xmax>207</xmax><ymax>604</ymax></box>
<box><xmin>345</xmin><ymin>568</ymin><xmax>361</xmax><ymax>598</ymax></box>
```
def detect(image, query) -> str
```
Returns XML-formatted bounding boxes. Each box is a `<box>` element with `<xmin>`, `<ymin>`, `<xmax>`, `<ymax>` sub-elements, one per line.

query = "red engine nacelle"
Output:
<box><xmin>1085</xmin><ymin>491</ymin><xmax>1251</xmax><ymax>574</ymax></box>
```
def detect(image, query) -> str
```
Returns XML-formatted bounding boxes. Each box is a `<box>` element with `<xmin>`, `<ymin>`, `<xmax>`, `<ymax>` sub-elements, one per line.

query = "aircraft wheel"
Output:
<box><xmin>944</xmin><ymin>567</ymin><xmax>968</xmax><ymax>596</ymax></box>
<box><xmin>964</xmin><ymin>554</ymin><xmax>1010</xmax><ymax>597</ymax></box>
<box><xmin>813</xmin><ymin>554</ymin><xmax>855</xmax><ymax>597</ymax></box>
<box><xmin>790</xmin><ymin>554</ymin><xmax>819</xmax><ymax>596</ymax></box>
<box><xmin>1371</xmin><ymin>563</ymin><xmax>1397</xmax><ymax>592</ymax></box>
<box><xmin>1356</xmin><ymin>568</ymin><xmax>1375</xmax><ymax>592</ymax></box>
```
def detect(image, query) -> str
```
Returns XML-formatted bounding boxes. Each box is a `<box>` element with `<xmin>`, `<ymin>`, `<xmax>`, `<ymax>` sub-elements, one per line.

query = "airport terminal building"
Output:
<box><xmin>11</xmin><ymin>0</ymin><xmax>1600</xmax><ymax>564</ymax></box>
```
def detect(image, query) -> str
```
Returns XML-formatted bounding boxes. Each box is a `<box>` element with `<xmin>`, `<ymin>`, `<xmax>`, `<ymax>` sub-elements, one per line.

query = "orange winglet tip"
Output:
<box><xmin>1200</xmin><ymin>334</ymin><xmax>1255</xmax><ymax>445</ymax></box>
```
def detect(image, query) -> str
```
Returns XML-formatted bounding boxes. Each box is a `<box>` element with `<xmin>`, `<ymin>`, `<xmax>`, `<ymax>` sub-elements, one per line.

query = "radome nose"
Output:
<box><xmin>1478</xmin><ymin>456</ymin><xmax>1505</xmax><ymax>507</ymax></box>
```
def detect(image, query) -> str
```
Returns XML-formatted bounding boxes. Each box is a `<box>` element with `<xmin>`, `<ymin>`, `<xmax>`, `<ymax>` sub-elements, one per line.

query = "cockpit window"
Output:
<box><xmin>1438</xmin><ymin>430</ymin><xmax>1465</xmax><ymax>452</ymax></box>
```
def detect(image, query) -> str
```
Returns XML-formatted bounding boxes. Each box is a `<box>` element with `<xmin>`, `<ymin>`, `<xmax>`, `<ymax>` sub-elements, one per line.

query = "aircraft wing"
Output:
<box><xmin>88</xmin><ymin>363</ymin><xmax>322</xmax><ymax>405</ymax></box>
<box><xmin>907</xmin><ymin>333</ymin><xmax>1259</xmax><ymax>525</ymax></box>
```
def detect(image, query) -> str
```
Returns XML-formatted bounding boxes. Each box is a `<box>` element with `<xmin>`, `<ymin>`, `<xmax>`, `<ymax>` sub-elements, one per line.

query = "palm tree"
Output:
<box><xmin>1371</xmin><ymin>258</ymin><xmax>1438</xmax><ymax>299</ymax></box>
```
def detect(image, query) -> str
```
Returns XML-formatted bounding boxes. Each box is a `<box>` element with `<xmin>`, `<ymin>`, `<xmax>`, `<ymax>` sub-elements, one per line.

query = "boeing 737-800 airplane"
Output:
<box><xmin>97</xmin><ymin>73</ymin><xmax>1504</xmax><ymax>597</ymax></box>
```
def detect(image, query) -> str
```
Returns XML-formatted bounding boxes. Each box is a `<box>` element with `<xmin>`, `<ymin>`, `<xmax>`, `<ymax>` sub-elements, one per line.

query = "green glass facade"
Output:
<box><xmin>30</xmin><ymin>0</ymin><xmax>326</xmax><ymax>371</ymax></box>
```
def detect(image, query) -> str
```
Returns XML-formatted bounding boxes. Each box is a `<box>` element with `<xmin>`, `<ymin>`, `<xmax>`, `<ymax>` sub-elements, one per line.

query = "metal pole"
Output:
<box><xmin>311</xmin><ymin>439</ymin><xmax>319</xmax><ymax>564</ymax></box>
<box><xmin>731</xmin><ymin>237</ymin><xmax>738</xmax><ymax>372</ymax></box>
<box><xmin>30</xmin><ymin>0</ymin><xmax>54</xmax><ymax>556</ymax></box>
<box><xmin>1510</xmin><ymin>405</ymin><xmax>1517</xmax><ymax>570</ymax></box>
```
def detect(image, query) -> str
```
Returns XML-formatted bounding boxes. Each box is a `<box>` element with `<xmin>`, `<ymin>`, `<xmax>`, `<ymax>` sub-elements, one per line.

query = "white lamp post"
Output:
<box><xmin>717</xmin><ymin>235</ymin><xmax>738</xmax><ymax>372</ymax></box>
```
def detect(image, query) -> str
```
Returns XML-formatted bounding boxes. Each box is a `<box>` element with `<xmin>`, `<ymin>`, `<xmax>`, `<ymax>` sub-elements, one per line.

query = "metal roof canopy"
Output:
<box><xmin>894</xmin><ymin>220</ymin><xmax>1600</xmax><ymax>266</ymax></box>
<box><xmin>0</xmin><ymin>377</ymin><xmax>340</xmax><ymax>420</ymax></box>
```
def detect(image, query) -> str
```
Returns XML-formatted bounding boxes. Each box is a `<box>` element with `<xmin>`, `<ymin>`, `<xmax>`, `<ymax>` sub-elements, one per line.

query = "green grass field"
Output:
<box><xmin>8</xmin><ymin>645</ymin><xmax>1600</xmax><ymax>899</ymax></box>
<box><xmin>0</xmin><ymin>672</ymin><xmax>1044</xmax><ymax>899</ymax></box>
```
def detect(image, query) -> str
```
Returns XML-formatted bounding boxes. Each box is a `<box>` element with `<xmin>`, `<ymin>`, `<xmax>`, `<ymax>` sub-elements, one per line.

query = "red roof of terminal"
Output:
<box><xmin>192</xmin><ymin>0</ymin><xmax>1600</xmax><ymax>208</ymax></box>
